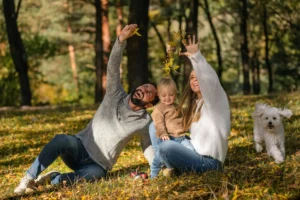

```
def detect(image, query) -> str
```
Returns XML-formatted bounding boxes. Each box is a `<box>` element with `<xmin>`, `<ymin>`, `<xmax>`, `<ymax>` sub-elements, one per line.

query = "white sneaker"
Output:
<box><xmin>35</xmin><ymin>171</ymin><xmax>60</xmax><ymax>186</ymax></box>
<box><xmin>14</xmin><ymin>173</ymin><xmax>35</xmax><ymax>195</ymax></box>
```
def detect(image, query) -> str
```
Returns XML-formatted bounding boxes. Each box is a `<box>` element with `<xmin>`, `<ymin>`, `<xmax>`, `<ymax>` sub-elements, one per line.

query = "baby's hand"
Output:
<box><xmin>161</xmin><ymin>135</ymin><xmax>170</xmax><ymax>141</ymax></box>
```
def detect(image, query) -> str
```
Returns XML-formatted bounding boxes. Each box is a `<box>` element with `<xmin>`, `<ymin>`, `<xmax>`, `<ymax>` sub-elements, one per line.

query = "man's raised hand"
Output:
<box><xmin>119</xmin><ymin>24</ymin><xmax>138</xmax><ymax>43</ymax></box>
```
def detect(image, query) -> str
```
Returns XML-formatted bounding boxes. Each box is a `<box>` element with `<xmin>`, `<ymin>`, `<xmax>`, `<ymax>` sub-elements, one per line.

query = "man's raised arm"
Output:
<box><xmin>106</xmin><ymin>24</ymin><xmax>139</xmax><ymax>94</ymax></box>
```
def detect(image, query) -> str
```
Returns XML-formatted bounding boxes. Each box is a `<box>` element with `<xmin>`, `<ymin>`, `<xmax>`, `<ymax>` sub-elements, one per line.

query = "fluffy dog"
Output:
<box><xmin>252</xmin><ymin>103</ymin><xmax>292</xmax><ymax>164</ymax></box>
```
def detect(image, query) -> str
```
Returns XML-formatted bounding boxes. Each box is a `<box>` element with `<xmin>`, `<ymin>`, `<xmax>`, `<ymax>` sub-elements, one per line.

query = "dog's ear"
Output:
<box><xmin>252</xmin><ymin>110</ymin><xmax>263</xmax><ymax>118</ymax></box>
<box><xmin>278</xmin><ymin>108</ymin><xmax>293</xmax><ymax>118</ymax></box>
<box><xmin>252</xmin><ymin>103</ymin><xmax>265</xmax><ymax>118</ymax></box>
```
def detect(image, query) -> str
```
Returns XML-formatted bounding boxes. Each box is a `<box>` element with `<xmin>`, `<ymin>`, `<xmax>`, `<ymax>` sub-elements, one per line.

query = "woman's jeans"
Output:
<box><xmin>149</xmin><ymin>122</ymin><xmax>222</xmax><ymax>176</ymax></box>
<box><xmin>149</xmin><ymin>122</ymin><xmax>195</xmax><ymax>178</ymax></box>
<box><xmin>159</xmin><ymin>140</ymin><xmax>223</xmax><ymax>174</ymax></box>
<box><xmin>26</xmin><ymin>134</ymin><xmax>107</xmax><ymax>185</ymax></box>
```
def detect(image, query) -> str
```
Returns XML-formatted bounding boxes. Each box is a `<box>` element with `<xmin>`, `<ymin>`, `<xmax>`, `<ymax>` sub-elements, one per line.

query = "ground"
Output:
<box><xmin>0</xmin><ymin>93</ymin><xmax>299</xmax><ymax>199</ymax></box>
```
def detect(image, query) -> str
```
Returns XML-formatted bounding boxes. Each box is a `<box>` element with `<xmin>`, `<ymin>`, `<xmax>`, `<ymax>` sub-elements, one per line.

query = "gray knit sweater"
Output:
<box><xmin>76</xmin><ymin>39</ymin><xmax>154</xmax><ymax>170</ymax></box>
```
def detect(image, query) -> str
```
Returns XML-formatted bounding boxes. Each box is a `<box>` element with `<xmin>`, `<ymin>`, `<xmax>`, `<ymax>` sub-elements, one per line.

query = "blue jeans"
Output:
<box><xmin>149</xmin><ymin>122</ymin><xmax>194</xmax><ymax>152</ymax></box>
<box><xmin>159</xmin><ymin>140</ymin><xmax>223</xmax><ymax>174</ymax></box>
<box><xmin>149</xmin><ymin>122</ymin><xmax>195</xmax><ymax>178</ymax></box>
<box><xmin>26</xmin><ymin>134</ymin><xmax>107</xmax><ymax>185</ymax></box>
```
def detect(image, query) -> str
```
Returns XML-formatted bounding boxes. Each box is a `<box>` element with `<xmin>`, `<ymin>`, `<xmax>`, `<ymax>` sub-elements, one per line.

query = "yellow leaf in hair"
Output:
<box><xmin>134</xmin><ymin>28</ymin><xmax>142</xmax><ymax>36</ymax></box>
<box><xmin>168</xmin><ymin>58</ymin><xmax>174</xmax><ymax>66</ymax></box>
<box><xmin>180</xmin><ymin>30</ymin><xmax>187</xmax><ymax>38</ymax></box>
<box><xmin>163</xmin><ymin>66</ymin><xmax>170</xmax><ymax>72</ymax></box>
<box><xmin>166</xmin><ymin>42</ymin><xmax>177</xmax><ymax>54</ymax></box>
<box><xmin>166</xmin><ymin>41</ymin><xmax>176</xmax><ymax>46</ymax></box>
<box><xmin>173</xmin><ymin>31</ymin><xmax>181</xmax><ymax>40</ymax></box>
<box><xmin>164</xmin><ymin>62</ymin><xmax>171</xmax><ymax>68</ymax></box>
<box><xmin>173</xmin><ymin>65</ymin><xmax>180</xmax><ymax>70</ymax></box>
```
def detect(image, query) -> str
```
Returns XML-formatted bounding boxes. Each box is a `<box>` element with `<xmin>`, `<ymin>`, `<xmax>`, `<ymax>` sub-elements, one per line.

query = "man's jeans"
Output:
<box><xmin>26</xmin><ymin>134</ymin><xmax>107</xmax><ymax>185</ymax></box>
<box><xmin>149</xmin><ymin>122</ymin><xmax>195</xmax><ymax>178</ymax></box>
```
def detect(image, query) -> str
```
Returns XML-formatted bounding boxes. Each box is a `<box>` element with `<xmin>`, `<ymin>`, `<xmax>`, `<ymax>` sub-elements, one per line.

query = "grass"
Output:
<box><xmin>0</xmin><ymin>93</ymin><xmax>299</xmax><ymax>199</ymax></box>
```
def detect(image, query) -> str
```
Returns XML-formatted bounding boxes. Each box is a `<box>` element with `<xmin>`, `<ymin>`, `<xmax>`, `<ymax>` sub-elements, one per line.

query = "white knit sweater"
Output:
<box><xmin>188</xmin><ymin>51</ymin><xmax>231</xmax><ymax>163</ymax></box>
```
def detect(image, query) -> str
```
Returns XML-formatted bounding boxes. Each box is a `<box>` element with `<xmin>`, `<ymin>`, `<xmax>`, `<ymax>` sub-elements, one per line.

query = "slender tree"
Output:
<box><xmin>67</xmin><ymin>0</ymin><xmax>80</xmax><ymax>99</ymax></box>
<box><xmin>239</xmin><ymin>0</ymin><xmax>251</xmax><ymax>95</ymax></box>
<box><xmin>201</xmin><ymin>0</ymin><xmax>223</xmax><ymax>82</ymax></box>
<box><xmin>127</xmin><ymin>0</ymin><xmax>150</xmax><ymax>90</ymax></box>
<box><xmin>94</xmin><ymin>0</ymin><xmax>104</xmax><ymax>103</ymax></box>
<box><xmin>101</xmin><ymin>0</ymin><xmax>111</xmax><ymax>98</ymax></box>
<box><xmin>177</xmin><ymin>0</ymin><xmax>185</xmax><ymax>93</ymax></box>
<box><xmin>150</xmin><ymin>21</ymin><xmax>167</xmax><ymax>57</ymax></box>
<box><xmin>116</xmin><ymin>0</ymin><xmax>124</xmax><ymax>36</ymax></box>
<box><xmin>3</xmin><ymin>0</ymin><xmax>32</xmax><ymax>106</ymax></box>
<box><xmin>262</xmin><ymin>3</ymin><xmax>272</xmax><ymax>93</ymax></box>
<box><xmin>183</xmin><ymin>0</ymin><xmax>198</xmax><ymax>85</ymax></box>
<box><xmin>116</xmin><ymin>0</ymin><xmax>124</xmax><ymax>80</ymax></box>
<box><xmin>250</xmin><ymin>50</ymin><xmax>260</xmax><ymax>94</ymax></box>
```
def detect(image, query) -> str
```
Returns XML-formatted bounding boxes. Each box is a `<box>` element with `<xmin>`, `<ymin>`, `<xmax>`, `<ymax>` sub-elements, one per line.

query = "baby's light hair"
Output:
<box><xmin>157</xmin><ymin>77</ymin><xmax>177</xmax><ymax>93</ymax></box>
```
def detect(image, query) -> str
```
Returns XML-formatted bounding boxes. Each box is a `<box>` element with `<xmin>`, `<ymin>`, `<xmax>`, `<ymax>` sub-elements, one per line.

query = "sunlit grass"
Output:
<box><xmin>0</xmin><ymin>93</ymin><xmax>299</xmax><ymax>199</ymax></box>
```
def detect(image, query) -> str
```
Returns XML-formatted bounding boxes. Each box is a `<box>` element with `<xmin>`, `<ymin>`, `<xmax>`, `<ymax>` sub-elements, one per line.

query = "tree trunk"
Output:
<box><xmin>101</xmin><ymin>0</ymin><xmax>110</xmax><ymax>97</ymax></box>
<box><xmin>178</xmin><ymin>1</ymin><xmax>184</xmax><ymax>93</ymax></box>
<box><xmin>116</xmin><ymin>0</ymin><xmax>124</xmax><ymax>80</ymax></box>
<box><xmin>68</xmin><ymin>43</ymin><xmax>79</xmax><ymax>95</ymax></box>
<box><xmin>150</xmin><ymin>21</ymin><xmax>167</xmax><ymax>56</ymax></box>
<box><xmin>202</xmin><ymin>0</ymin><xmax>223</xmax><ymax>82</ymax></box>
<box><xmin>116</xmin><ymin>0</ymin><xmax>124</xmax><ymax>36</ymax></box>
<box><xmin>263</xmin><ymin>3</ymin><xmax>272</xmax><ymax>93</ymax></box>
<box><xmin>183</xmin><ymin>0</ymin><xmax>198</xmax><ymax>86</ymax></box>
<box><xmin>127</xmin><ymin>0</ymin><xmax>150</xmax><ymax>91</ymax></box>
<box><xmin>167</xmin><ymin>17</ymin><xmax>171</xmax><ymax>41</ymax></box>
<box><xmin>239</xmin><ymin>0</ymin><xmax>251</xmax><ymax>95</ymax></box>
<box><xmin>191</xmin><ymin>0</ymin><xmax>198</xmax><ymax>38</ymax></box>
<box><xmin>251</xmin><ymin>50</ymin><xmax>260</xmax><ymax>94</ymax></box>
<box><xmin>67</xmin><ymin>0</ymin><xmax>80</xmax><ymax>99</ymax></box>
<box><xmin>256</xmin><ymin>62</ymin><xmax>260</xmax><ymax>94</ymax></box>
<box><xmin>3</xmin><ymin>0</ymin><xmax>32</xmax><ymax>106</ymax></box>
<box><xmin>94</xmin><ymin>0</ymin><xmax>104</xmax><ymax>103</ymax></box>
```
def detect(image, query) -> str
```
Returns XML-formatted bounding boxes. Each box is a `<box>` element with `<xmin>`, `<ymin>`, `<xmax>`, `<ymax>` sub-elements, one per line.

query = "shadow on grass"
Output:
<box><xmin>0</xmin><ymin>104</ymin><xmax>98</xmax><ymax>115</ymax></box>
<box><xmin>2</xmin><ymin>186</ymin><xmax>61</xmax><ymax>200</ymax></box>
<box><xmin>4</xmin><ymin>163</ymin><xmax>148</xmax><ymax>200</ymax></box>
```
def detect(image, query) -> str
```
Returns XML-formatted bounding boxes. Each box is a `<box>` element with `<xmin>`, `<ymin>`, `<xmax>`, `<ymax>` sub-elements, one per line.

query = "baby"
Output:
<box><xmin>150</xmin><ymin>77</ymin><xmax>194</xmax><ymax>178</ymax></box>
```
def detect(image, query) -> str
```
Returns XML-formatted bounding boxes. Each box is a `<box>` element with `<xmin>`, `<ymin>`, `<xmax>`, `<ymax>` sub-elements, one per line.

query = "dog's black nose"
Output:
<box><xmin>268</xmin><ymin>121</ymin><xmax>272</xmax><ymax>125</ymax></box>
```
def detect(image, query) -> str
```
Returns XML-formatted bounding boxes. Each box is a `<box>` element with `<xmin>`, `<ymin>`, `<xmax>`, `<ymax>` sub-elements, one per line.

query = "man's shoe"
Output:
<box><xmin>35</xmin><ymin>171</ymin><xmax>60</xmax><ymax>186</ymax></box>
<box><xmin>14</xmin><ymin>173</ymin><xmax>35</xmax><ymax>195</ymax></box>
<box><xmin>162</xmin><ymin>168</ymin><xmax>175</xmax><ymax>177</ymax></box>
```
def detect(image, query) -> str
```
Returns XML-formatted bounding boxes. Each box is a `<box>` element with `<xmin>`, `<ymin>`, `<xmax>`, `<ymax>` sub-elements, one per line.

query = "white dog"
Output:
<box><xmin>252</xmin><ymin>103</ymin><xmax>292</xmax><ymax>164</ymax></box>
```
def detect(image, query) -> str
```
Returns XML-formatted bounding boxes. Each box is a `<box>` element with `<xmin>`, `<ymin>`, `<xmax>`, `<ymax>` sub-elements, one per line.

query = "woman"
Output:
<box><xmin>150</xmin><ymin>35</ymin><xmax>230</xmax><ymax>175</ymax></box>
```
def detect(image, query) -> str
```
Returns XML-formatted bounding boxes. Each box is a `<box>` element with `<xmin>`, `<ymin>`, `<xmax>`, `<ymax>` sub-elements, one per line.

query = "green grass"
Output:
<box><xmin>0</xmin><ymin>93</ymin><xmax>299</xmax><ymax>199</ymax></box>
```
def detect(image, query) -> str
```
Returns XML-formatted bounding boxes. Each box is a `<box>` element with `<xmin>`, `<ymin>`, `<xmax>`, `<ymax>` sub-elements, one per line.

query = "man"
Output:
<box><xmin>14</xmin><ymin>24</ymin><xmax>159</xmax><ymax>195</ymax></box>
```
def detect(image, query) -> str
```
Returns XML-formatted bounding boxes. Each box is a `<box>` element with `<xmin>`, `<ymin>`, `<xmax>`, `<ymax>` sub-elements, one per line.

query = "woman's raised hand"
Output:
<box><xmin>119</xmin><ymin>24</ymin><xmax>138</xmax><ymax>42</ymax></box>
<box><xmin>179</xmin><ymin>35</ymin><xmax>199</xmax><ymax>57</ymax></box>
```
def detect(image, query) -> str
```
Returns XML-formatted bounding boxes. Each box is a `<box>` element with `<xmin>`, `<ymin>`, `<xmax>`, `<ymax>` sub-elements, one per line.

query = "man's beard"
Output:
<box><xmin>130</xmin><ymin>89</ymin><xmax>147</xmax><ymax>107</ymax></box>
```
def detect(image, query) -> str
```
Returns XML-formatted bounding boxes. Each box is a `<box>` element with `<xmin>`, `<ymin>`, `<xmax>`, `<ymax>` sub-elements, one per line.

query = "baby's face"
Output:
<box><xmin>158</xmin><ymin>87</ymin><xmax>176</xmax><ymax>106</ymax></box>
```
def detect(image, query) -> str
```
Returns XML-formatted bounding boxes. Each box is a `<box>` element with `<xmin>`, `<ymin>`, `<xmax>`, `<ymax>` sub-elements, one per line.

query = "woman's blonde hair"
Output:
<box><xmin>177</xmin><ymin>73</ymin><xmax>201</xmax><ymax>131</ymax></box>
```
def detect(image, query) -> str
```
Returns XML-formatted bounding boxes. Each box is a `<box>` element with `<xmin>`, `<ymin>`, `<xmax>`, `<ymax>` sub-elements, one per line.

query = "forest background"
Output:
<box><xmin>0</xmin><ymin>0</ymin><xmax>299</xmax><ymax>107</ymax></box>
<box><xmin>0</xmin><ymin>0</ymin><xmax>299</xmax><ymax>199</ymax></box>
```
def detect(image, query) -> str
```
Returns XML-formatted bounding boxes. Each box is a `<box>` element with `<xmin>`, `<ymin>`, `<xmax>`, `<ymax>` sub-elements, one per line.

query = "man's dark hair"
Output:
<box><xmin>148</xmin><ymin>82</ymin><xmax>159</xmax><ymax>106</ymax></box>
<box><xmin>150</xmin><ymin>94</ymin><xmax>160</xmax><ymax>106</ymax></box>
